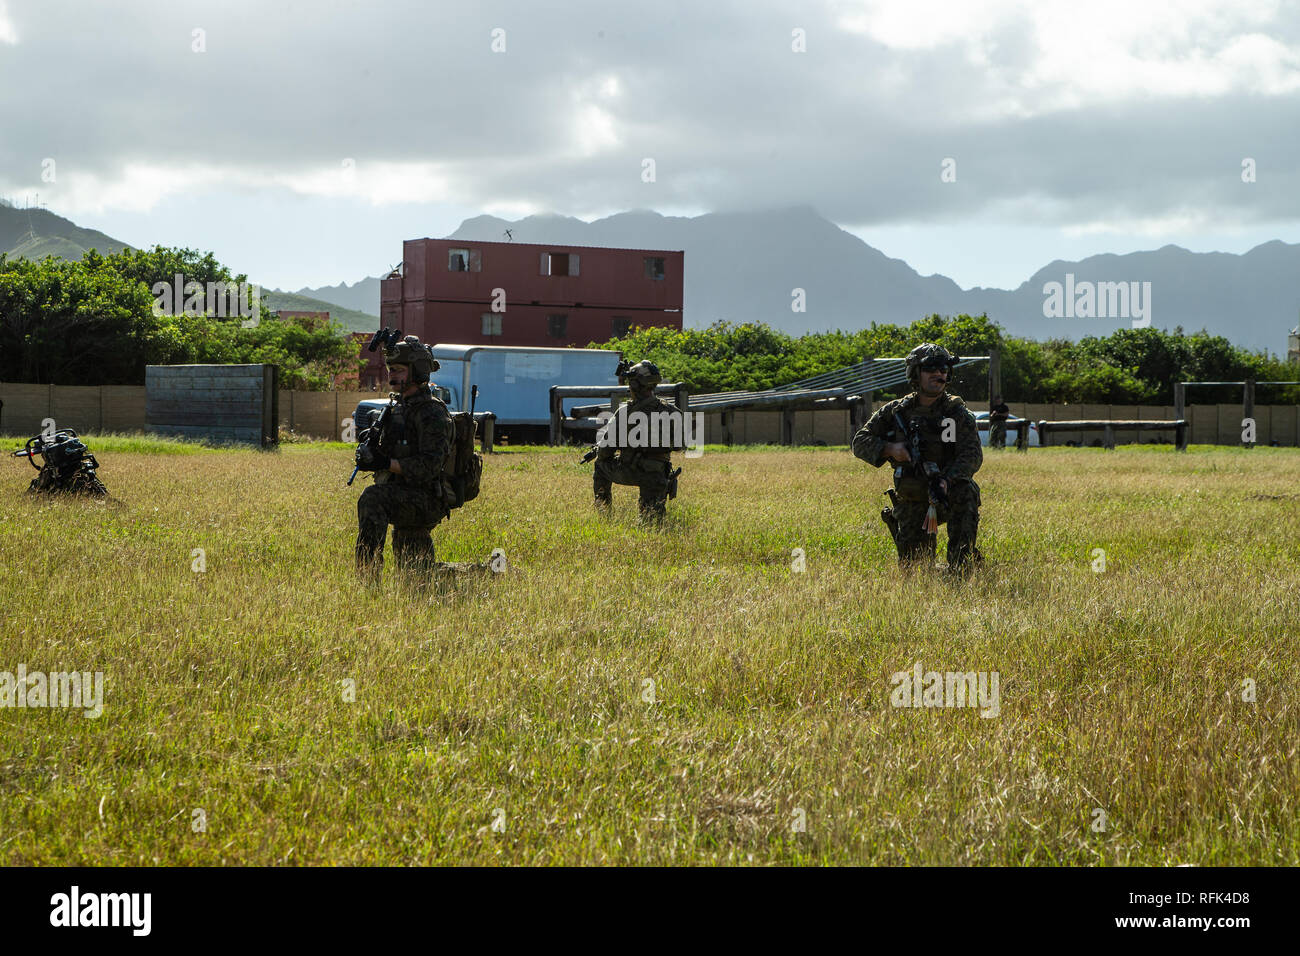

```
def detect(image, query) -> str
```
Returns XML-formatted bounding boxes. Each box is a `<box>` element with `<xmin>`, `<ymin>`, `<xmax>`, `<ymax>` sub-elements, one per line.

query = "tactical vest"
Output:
<box><xmin>374</xmin><ymin>392</ymin><xmax>422</xmax><ymax>486</ymax></box>
<box><xmin>893</xmin><ymin>395</ymin><xmax>961</xmax><ymax>500</ymax></box>
<box><xmin>616</xmin><ymin>394</ymin><xmax>677</xmax><ymax>462</ymax></box>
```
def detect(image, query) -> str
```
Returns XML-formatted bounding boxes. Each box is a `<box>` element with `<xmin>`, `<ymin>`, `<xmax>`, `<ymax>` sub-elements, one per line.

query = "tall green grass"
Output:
<box><xmin>1</xmin><ymin>441</ymin><xmax>1296</xmax><ymax>864</ymax></box>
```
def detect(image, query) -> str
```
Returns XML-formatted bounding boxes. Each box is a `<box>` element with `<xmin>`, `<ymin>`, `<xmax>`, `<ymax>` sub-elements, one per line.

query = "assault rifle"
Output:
<box><xmin>348</xmin><ymin>403</ymin><xmax>393</xmax><ymax>486</ymax></box>
<box><xmin>579</xmin><ymin>411</ymin><xmax>615</xmax><ymax>464</ymax></box>
<box><xmin>893</xmin><ymin>412</ymin><xmax>948</xmax><ymax>533</ymax></box>
<box><xmin>579</xmin><ymin>358</ymin><xmax>634</xmax><ymax>463</ymax></box>
<box><xmin>347</xmin><ymin>327</ymin><xmax>405</xmax><ymax>485</ymax></box>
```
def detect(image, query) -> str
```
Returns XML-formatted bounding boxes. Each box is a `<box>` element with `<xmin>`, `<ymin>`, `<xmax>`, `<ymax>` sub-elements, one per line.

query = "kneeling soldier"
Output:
<box><xmin>852</xmin><ymin>343</ymin><xmax>984</xmax><ymax>571</ymax></box>
<box><xmin>354</xmin><ymin>335</ymin><xmax>455</xmax><ymax>582</ymax></box>
<box><xmin>592</xmin><ymin>360</ymin><xmax>682</xmax><ymax>522</ymax></box>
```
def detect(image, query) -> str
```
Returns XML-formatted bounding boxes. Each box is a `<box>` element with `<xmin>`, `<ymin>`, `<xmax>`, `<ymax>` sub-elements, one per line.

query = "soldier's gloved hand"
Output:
<box><xmin>355</xmin><ymin>445</ymin><xmax>390</xmax><ymax>472</ymax></box>
<box><xmin>884</xmin><ymin>441</ymin><xmax>912</xmax><ymax>463</ymax></box>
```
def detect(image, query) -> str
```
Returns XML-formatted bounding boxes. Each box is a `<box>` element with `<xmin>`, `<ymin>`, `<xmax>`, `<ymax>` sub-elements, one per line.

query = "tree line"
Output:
<box><xmin>589</xmin><ymin>314</ymin><xmax>1300</xmax><ymax>405</ymax></box>
<box><xmin>0</xmin><ymin>247</ymin><xmax>358</xmax><ymax>389</ymax></box>
<box><xmin>4</xmin><ymin>248</ymin><xmax>1295</xmax><ymax>403</ymax></box>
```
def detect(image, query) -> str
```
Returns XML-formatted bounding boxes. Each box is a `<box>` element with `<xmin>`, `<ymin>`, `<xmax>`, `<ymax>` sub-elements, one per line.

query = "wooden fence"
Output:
<box><xmin>1</xmin><ymin>382</ymin><xmax>1298</xmax><ymax>446</ymax></box>
<box><xmin>696</xmin><ymin>403</ymin><xmax>1300</xmax><ymax>447</ymax></box>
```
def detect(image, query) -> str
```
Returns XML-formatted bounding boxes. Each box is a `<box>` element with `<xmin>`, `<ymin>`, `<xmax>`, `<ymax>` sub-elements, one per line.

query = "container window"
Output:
<box><xmin>548</xmin><ymin>314</ymin><xmax>568</xmax><ymax>338</ymax></box>
<box><xmin>482</xmin><ymin>312</ymin><xmax>502</xmax><ymax>336</ymax></box>
<box><xmin>541</xmin><ymin>252</ymin><xmax>577</xmax><ymax>276</ymax></box>
<box><xmin>611</xmin><ymin>316</ymin><xmax>632</xmax><ymax>338</ymax></box>
<box><xmin>643</xmin><ymin>257</ymin><xmax>665</xmax><ymax>280</ymax></box>
<box><xmin>449</xmin><ymin>248</ymin><xmax>470</xmax><ymax>272</ymax></box>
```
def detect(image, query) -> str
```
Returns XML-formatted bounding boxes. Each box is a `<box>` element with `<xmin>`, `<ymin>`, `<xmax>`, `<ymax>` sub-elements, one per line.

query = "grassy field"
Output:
<box><xmin>1</xmin><ymin>435</ymin><xmax>1297</xmax><ymax>865</ymax></box>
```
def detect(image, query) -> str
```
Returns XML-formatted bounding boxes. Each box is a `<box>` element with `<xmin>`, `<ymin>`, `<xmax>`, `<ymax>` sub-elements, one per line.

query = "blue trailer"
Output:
<box><xmin>351</xmin><ymin>344</ymin><xmax>622</xmax><ymax>445</ymax></box>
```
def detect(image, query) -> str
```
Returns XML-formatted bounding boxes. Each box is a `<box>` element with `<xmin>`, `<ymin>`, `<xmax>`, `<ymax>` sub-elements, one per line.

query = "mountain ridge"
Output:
<box><xmin>0</xmin><ymin>202</ymin><xmax>131</xmax><ymax>259</ymax></box>
<box><xmin>8</xmin><ymin>202</ymin><xmax>1296</xmax><ymax>353</ymax></box>
<box><xmin>0</xmin><ymin>202</ymin><xmax>381</xmax><ymax>333</ymax></box>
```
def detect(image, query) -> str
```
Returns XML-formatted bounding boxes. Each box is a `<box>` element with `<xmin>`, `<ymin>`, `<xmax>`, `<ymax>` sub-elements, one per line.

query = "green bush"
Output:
<box><xmin>590</xmin><ymin>315</ymin><xmax>1299</xmax><ymax>404</ymax></box>
<box><xmin>0</xmin><ymin>247</ymin><xmax>360</xmax><ymax>389</ymax></box>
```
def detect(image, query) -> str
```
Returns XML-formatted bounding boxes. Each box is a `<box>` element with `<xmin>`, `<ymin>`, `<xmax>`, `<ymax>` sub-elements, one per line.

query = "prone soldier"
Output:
<box><xmin>852</xmin><ymin>344</ymin><xmax>984</xmax><ymax>572</ymax></box>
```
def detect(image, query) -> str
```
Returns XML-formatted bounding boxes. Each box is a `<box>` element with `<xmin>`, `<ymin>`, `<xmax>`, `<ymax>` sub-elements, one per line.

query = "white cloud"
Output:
<box><xmin>1063</xmin><ymin>211</ymin><xmax>1220</xmax><ymax>238</ymax></box>
<box><xmin>3</xmin><ymin>0</ymin><xmax>1299</xmax><ymax>245</ymax></box>
<box><xmin>834</xmin><ymin>0</ymin><xmax>1300</xmax><ymax>115</ymax></box>
<box><xmin>35</xmin><ymin>164</ymin><xmax>226</xmax><ymax>215</ymax></box>
<box><xmin>834</xmin><ymin>0</ymin><xmax>1024</xmax><ymax>50</ymax></box>
<box><xmin>273</xmin><ymin>161</ymin><xmax>454</xmax><ymax>205</ymax></box>
<box><xmin>571</xmin><ymin>103</ymin><xmax>620</xmax><ymax>157</ymax></box>
<box><xmin>0</xmin><ymin>1</ymin><xmax>18</xmax><ymax>44</ymax></box>
<box><xmin>6</xmin><ymin>160</ymin><xmax>466</xmax><ymax>215</ymax></box>
<box><xmin>568</xmin><ymin>74</ymin><xmax>623</xmax><ymax>157</ymax></box>
<box><xmin>481</xmin><ymin>198</ymin><xmax>546</xmax><ymax>219</ymax></box>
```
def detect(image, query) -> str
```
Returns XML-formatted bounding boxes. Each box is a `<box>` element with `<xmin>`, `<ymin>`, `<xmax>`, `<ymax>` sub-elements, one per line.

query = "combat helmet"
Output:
<box><xmin>622</xmin><ymin>359</ymin><xmax>662</xmax><ymax>393</ymax></box>
<box><xmin>384</xmin><ymin>334</ymin><xmax>440</xmax><ymax>384</ymax></box>
<box><xmin>905</xmin><ymin>343</ymin><xmax>959</xmax><ymax>388</ymax></box>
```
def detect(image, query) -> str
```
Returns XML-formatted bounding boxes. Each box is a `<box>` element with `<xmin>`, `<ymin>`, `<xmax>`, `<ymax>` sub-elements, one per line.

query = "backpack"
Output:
<box><xmin>444</xmin><ymin>411</ymin><xmax>483</xmax><ymax>509</ymax></box>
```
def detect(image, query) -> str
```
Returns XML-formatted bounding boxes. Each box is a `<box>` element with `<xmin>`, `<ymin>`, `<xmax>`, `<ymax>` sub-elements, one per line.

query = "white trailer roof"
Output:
<box><xmin>430</xmin><ymin>344</ymin><xmax>619</xmax><ymax>360</ymax></box>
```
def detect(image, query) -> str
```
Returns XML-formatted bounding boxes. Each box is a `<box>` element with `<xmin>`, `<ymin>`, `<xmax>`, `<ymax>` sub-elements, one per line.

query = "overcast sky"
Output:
<box><xmin>3</xmin><ymin>0</ymin><xmax>1299</xmax><ymax>291</ymax></box>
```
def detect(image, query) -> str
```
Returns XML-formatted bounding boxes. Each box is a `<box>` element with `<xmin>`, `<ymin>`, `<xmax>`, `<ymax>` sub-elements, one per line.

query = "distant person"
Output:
<box><xmin>353</xmin><ymin>335</ymin><xmax>455</xmax><ymax>583</ymax></box>
<box><xmin>851</xmin><ymin>344</ymin><xmax>984</xmax><ymax>573</ymax></box>
<box><xmin>591</xmin><ymin>360</ymin><xmax>682</xmax><ymax>523</ymax></box>
<box><xmin>989</xmin><ymin>395</ymin><xmax>1010</xmax><ymax>449</ymax></box>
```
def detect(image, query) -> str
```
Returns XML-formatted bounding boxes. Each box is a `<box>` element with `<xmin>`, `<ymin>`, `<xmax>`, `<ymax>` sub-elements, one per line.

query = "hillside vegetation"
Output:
<box><xmin>261</xmin><ymin>289</ymin><xmax>379</xmax><ymax>334</ymax></box>
<box><xmin>0</xmin><ymin>201</ymin><xmax>130</xmax><ymax>259</ymax></box>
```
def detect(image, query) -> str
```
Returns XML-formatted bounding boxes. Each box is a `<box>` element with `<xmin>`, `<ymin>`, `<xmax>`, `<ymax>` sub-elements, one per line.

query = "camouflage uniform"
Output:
<box><xmin>355</xmin><ymin>386</ymin><xmax>455</xmax><ymax>578</ymax></box>
<box><xmin>594</xmin><ymin>361</ymin><xmax>681</xmax><ymax>521</ymax></box>
<box><xmin>594</xmin><ymin>392</ymin><xmax>681</xmax><ymax>519</ymax></box>
<box><xmin>852</xmin><ymin>391</ymin><xmax>984</xmax><ymax>570</ymax></box>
